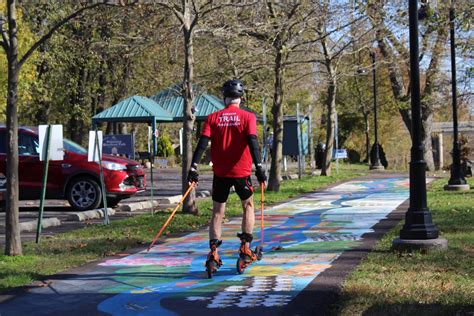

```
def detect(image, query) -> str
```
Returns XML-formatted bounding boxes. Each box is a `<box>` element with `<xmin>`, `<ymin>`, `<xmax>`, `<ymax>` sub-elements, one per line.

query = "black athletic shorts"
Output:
<box><xmin>212</xmin><ymin>175</ymin><xmax>254</xmax><ymax>203</ymax></box>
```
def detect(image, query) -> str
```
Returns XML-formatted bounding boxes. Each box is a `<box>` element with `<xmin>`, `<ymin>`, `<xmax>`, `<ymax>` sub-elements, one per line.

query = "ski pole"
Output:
<box><xmin>260</xmin><ymin>182</ymin><xmax>265</xmax><ymax>247</ymax></box>
<box><xmin>147</xmin><ymin>182</ymin><xmax>195</xmax><ymax>251</ymax></box>
<box><xmin>255</xmin><ymin>182</ymin><xmax>265</xmax><ymax>261</ymax></box>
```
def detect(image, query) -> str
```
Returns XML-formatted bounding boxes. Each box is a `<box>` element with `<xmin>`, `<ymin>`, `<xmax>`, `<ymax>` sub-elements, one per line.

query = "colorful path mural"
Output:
<box><xmin>0</xmin><ymin>178</ymin><xmax>409</xmax><ymax>316</ymax></box>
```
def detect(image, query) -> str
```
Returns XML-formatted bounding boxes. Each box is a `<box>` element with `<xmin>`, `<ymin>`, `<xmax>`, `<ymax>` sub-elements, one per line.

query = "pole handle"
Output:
<box><xmin>147</xmin><ymin>182</ymin><xmax>195</xmax><ymax>251</ymax></box>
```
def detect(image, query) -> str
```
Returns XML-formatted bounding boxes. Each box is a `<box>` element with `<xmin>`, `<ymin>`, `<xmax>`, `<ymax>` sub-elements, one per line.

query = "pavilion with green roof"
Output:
<box><xmin>150</xmin><ymin>84</ymin><xmax>225</xmax><ymax>122</ymax></box>
<box><xmin>92</xmin><ymin>95</ymin><xmax>173</xmax><ymax>154</ymax></box>
<box><xmin>91</xmin><ymin>85</ymin><xmax>262</xmax><ymax>155</ymax></box>
<box><xmin>150</xmin><ymin>84</ymin><xmax>261</xmax><ymax>121</ymax></box>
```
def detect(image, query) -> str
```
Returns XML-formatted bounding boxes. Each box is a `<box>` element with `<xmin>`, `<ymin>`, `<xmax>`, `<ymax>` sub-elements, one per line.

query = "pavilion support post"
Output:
<box><xmin>149</xmin><ymin>118</ymin><xmax>157</xmax><ymax>214</ymax></box>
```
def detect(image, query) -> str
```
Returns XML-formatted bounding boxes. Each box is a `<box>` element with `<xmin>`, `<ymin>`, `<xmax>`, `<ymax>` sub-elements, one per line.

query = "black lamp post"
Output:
<box><xmin>444</xmin><ymin>2</ymin><xmax>470</xmax><ymax>191</ymax></box>
<box><xmin>392</xmin><ymin>0</ymin><xmax>447</xmax><ymax>250</ymax></box>
<box><xmin>369</xmin><ymin>51</ymin><xmax>384</xmax><ymax>170</ymax></box>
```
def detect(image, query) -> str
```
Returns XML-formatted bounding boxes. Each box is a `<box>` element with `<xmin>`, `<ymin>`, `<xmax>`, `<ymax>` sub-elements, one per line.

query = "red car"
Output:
<box><xmin>0</xmin><ymin>126</ymin><xmax>146</xmax><ymax>211</ymax></box>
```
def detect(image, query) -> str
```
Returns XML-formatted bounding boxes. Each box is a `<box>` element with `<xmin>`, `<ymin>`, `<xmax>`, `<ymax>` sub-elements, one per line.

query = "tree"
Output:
<box><xmin>154</xmin><ymin>1</ymin><xmax>256</xmax><ymax>211</ymax></box>
<box><xmin>366</xmin><ymin>0</ymin><xmax>452</xmax><ymax>170</ymax></box>
<box><xmin>0</xmin><ymin>1</ymin><xmax>36</xmax><ymax>123</ymax></box>
<box><xmin>18</xmin><ymin>3</ymin><xmax>167</xmax><ymax>144</ymax></box>
<box><xmin>235</xmin><ymin>1</ymin><xmax>318</xmax><ymax>191</ymax></box>
<box><xmin>0</xmin><ymin>0</ymin><xmax>131</xmax><ymax>256</ymax></box>
<box><xmin>310</xmin><ymin>1</ymin><xmax>368</xmax><ymax>176</ymax></box>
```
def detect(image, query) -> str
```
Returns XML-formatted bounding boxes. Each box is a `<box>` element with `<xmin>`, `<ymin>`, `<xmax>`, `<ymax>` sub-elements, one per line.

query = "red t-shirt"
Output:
<box><xmin>201</xmin><ymin>104</ymin><xmax>257</xmax><ymax>178</ymax></box>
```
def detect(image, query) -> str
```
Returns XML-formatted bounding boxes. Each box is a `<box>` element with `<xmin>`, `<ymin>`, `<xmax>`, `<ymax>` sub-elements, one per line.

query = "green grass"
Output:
<box><xmin>0</xmin><ymin>163</ymin><xmax>367</xmax><ymax>292</ymax></box>
<box><xmin>333</xmin><ymin>177</ymin><xmax>474</xmax><ymax>316</ymax></box>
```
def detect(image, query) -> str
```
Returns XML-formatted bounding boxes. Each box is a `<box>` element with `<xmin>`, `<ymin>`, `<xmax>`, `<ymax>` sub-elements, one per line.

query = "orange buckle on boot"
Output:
<box><xmin>239</xmin><ymin>244</ymin><xmax>257</xmax><ymax>263</ymax></box>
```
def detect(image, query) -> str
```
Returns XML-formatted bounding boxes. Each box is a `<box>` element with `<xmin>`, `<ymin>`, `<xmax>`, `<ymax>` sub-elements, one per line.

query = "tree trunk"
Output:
<box><xmin>181</xmin><ymin>13</ymin><xmax>197</xmax><ymax>214</ymax></box>
<box><xmin>321</xmin><ymin>75</ymin><xmax>336</xmax><ymax>176</ymax></box>
<box><xmin>5</xmin><ymin>0</ymin><xmax>22</xmax><ymax>256</ymax></box>
<box><xmin>421</xmin><ymin>106</ymin><xmax>435</xmax><ymax>171</ymax></box>
<box><xmin>267</xmin><ymin>48</ymin><xmax>284</xmax><ymax>192</ymax></box>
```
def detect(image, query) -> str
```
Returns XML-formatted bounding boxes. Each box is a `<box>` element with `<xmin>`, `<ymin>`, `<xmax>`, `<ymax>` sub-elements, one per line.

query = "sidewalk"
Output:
<box><xmin>0</xmin><ymin>176</ymin><xmax>410</xmax><ymax>315</ymax></box>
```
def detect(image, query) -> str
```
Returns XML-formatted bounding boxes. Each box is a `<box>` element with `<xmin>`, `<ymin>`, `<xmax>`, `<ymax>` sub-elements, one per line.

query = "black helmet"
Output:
<box><xmin>222</xmin><ymin>80</ymin><xmax>244</xmax><ymax>98</ymax></box>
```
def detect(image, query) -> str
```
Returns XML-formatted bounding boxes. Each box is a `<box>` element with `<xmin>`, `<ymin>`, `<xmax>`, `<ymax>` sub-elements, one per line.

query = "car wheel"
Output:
<box><xmin>106</xmin><ymin>197</ymin><xmax>122</xmax><ymax>208</ymax></box>
<box><xmin>67</xmin><ymin>176</ymin><xmax>102</xmax><ymax>211</ymax></box>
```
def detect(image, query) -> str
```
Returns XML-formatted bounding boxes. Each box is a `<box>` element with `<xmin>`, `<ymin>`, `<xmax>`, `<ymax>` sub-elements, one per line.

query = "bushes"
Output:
<box><xmin>156</xmin><ymin>132</ymin><xmax>174</xmax><ymax>157</ymax></box>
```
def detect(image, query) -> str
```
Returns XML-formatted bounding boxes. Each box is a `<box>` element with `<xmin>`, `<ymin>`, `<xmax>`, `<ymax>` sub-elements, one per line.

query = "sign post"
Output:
<box><xmin>36</xmin><ymin>124</ymin><xmax>64</xmax><ymax>243</ymax></box>
<box><xmin>296</xmin><ymin>103</ymin><xmax>303</xmax><ymax>179</ymax></box>
<box><xmin>89</xmin><ymin>129</ymin><xmax>109</xmax><ymax>225</ymax></box>
<box><xmin>36</xmin><ymin>125</ymin><xmax>51</xmax><ymax>243</ymax></box>
<box><xmin>335</xmin><ymin>111</ymin><xmax>339</xmax><ymax>174</ymax></box>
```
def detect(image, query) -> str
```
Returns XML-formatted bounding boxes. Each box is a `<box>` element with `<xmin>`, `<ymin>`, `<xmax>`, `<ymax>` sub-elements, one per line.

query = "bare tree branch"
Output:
<box><xmin>240</xmin><ymin>30</ymin><xmax>270</xmax><ymax>42</ymax></box>
<box><xmin>154</xmin><ymin>2</ymin><xmax>184</xmax><ymax>24</ymax></box>
<box><xmin>423</xmin><ymin>22</ymin><xmax>449</xmax><ymax>96</ymax></box>
<box><xmin>286</xmin><ymin>2</ymin><xmax>300</xmax><ymax>21</ymax></box>
<box><xmin>0</xmin><ymin>14</ymin><xmax>9</xmax><ymax>53</ymax></box>
<box><xmin>200</xmin><ymin>1</ymin><xmax>258</xmax><ymax>19</ymax></box>
<box><xmin>290</xmin><ymin>15</ymin><xmax>367</xmax><ymax>50</ymax></box>
<box><xmin>331</xmin><ymin>26</ymin><xmax>374</xmax><ymax>60</ymax></box>
<box><xmin>0</xmin><ymin>41</ymin><xmax>5</xmax><ymax>51</ymax></box>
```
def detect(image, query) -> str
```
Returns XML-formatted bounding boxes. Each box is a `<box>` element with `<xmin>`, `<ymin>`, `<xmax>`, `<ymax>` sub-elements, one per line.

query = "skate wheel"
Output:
<box><xmin>255</xmin><ymin>246</ymin><xmax>264</xmax><ymax>261</ymax></box>
<box><xmin>236</xmin><ymin>257</ymin><xmax>246</xmax><ymax>274</ymax></box>
<box><xmin>206</xmin><ymin>260</ymin><xmax>217</xmax><ymax>279</ymax></box>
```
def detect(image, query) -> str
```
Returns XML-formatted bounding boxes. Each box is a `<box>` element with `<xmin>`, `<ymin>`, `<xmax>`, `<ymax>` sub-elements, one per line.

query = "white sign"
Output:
<box><xmin>39</xmin><ymin>125</ymin><xmax>64</xmax><ymax>161</ymax></box>
<box><xmin>88</xmin><ymin>130</ymin><xmax>103</xmax><ymax>162</ymax></box>
<box><xmin>334</xmin><ymin>149</ymin><xmax>348</xmax><ymax>159</ymax></box>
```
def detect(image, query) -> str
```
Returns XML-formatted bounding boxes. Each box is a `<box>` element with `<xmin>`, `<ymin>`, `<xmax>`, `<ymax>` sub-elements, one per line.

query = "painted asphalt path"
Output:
<box><xmin>0</xmin><ymin>177</ymin><xmax>409</xmax><ymax>316</ymax></box>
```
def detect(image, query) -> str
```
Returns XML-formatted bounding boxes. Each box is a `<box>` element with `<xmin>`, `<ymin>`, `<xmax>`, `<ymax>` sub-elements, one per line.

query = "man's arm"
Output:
<box><xmin>247</xmin><ymin>134</ymin><xmax>266</xmax><ymax>184</ymax></box>
<box><xmin>191</xmin><ymin>136</ymin><xmax>210</xmax><ymax>166</ymax></box>
<box><xmin>187</xmin><ymin>136</ymin><xmax>209</xmax><ymax>184</ymax></box>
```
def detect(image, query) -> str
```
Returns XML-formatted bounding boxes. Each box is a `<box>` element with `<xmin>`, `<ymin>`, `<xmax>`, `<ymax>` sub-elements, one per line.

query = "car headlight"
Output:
<box><xmin>102</xmin><ymin>162</ymin><xmax>127</xmax><ymax>171</ymax></box>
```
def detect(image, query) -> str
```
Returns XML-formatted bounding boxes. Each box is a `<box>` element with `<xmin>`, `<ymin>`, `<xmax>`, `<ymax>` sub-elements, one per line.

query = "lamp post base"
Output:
<box><xmin>443</xmin><ymin>184</ymin><xmax>470</xmax><ymax>191</ymax></box>
<box><xmin>392</xmin><ymin>237</ymin><xmax>448</xmax><ymax>252</ymax></box>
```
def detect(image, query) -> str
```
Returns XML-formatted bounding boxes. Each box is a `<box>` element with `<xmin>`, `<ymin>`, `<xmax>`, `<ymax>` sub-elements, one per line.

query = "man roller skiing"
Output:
<box><xmin>187</xmin><ymin>79</ymin><xmax>266</xmax><ymax>277</ymax></box>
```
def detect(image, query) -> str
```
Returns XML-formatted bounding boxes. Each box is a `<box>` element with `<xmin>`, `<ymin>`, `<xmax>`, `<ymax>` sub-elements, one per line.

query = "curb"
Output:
<box><xmin>67</xmin><ymin>208</ymin><xmax>116</xmax><ymax>221</ymax></box>
<box><xmin>156</xmin><ymin>195</ymin><xmax>182</xmax><ymax>204</ymax></box>
<box><xmin>123</xmin><ymin>190</ymin><xmax>212</xmax><ymax>208</ymax></box>
<box><xmin>118</xmin><ymin>200</ymin><xmax>159</xmax><ymax>212</ymax></box>
<box><xmin>66</xmin><ymin>190</ymin><xmax>213</xmax><ymax>221</ymax></box>
<box><xmin>281</xmin><ymin>172</ymin><xmax>320</xmax><ymax>180</ymax></box>
<box><xmin>156</xmin><ymin>191</ymin><xmax>210</xmax><ymax>203</ymax></box>
<box><xmin>196</xmin><ymin>190</ymin><xmax>211</xmax><ymax>198</ymax></box>
<box><xmin>19</xmin><ymin>217</ymin><xmax>61</xmax><ymax>232</ymax></box>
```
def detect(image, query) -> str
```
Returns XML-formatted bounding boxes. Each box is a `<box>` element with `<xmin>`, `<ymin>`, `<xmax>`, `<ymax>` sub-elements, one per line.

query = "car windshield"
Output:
<box><xmin>64</xmin><ymin>138</ymin><xmax>87</xmax><ymax>154</ymax></box>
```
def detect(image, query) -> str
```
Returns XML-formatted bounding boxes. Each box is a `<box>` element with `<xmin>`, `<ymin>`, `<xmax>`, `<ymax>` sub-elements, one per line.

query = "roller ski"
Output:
<box><xmin>205</xmin><ymin>239</ymin><xmax>223</xmax><ymax>278</ymax></box>
<box><xmin>236</xmin><ymin>233</ymin><xmax>263</xmax><ymax>274</ymax></box>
